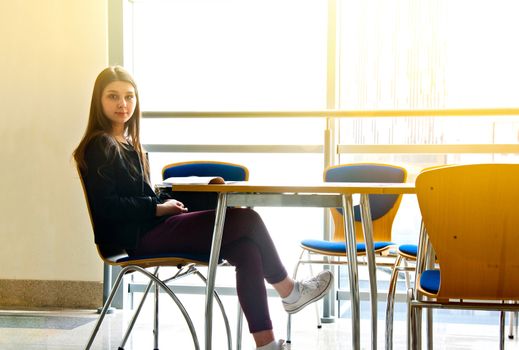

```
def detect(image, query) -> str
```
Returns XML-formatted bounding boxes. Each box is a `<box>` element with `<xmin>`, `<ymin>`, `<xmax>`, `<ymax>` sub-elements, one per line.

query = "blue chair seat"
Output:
<box><xmin>420</xmin><ymin>269</ymin><xmax>440</xmax><ymax>294</ymax></box>
<box><xmin>301</xmin><ymin>239</ymin><xmax>394</xmax><ymax>254</ymax></box>
<box><xmin>398</xmin><ymin>244</ymin><xmax>418</xmax><ymax>257</ymax></box>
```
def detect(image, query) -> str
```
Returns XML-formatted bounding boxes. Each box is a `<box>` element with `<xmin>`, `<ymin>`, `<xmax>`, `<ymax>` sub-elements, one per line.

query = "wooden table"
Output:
<box><xmin>172</xmin><ymin>181</ymin><xmax>415</xmax><ymax>350</ymax></box>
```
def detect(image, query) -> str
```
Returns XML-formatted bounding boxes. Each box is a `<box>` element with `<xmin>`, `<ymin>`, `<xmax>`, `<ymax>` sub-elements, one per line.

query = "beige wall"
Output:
<box><xmin>0</xmin><ymin>1</ymin><xmax>108</xmax><ymax>282</ymax></box>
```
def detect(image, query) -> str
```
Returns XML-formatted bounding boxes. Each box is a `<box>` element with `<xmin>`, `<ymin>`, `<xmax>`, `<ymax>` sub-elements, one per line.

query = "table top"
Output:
<box><xmin>170</xmin><ymin>181</ymin><xmax>416</xmax><ymax>195</ymax></box>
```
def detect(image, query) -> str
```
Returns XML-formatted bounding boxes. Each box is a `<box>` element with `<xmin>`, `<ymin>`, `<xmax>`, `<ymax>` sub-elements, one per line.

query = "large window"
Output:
<box><xmin>130</xmin><ymin>0</ymin><xmax>327</xmax><ymax>111</ymax></box>
<box><xmin>338</xmin><ymin>0</ymin><xmax>519</xmax><ymax>109</ymax></box>
<box><xmin>334</xmin><ymin>0</ymin><xmax>519</xmax><ymax>247</ymax></box>
<box><xmin>116</xmin><ymin>0</ymin><xmax>519</xmax><ymax>305</ymax></box>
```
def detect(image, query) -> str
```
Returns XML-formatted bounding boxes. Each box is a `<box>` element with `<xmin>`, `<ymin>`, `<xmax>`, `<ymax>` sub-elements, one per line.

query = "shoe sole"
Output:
<box><xmin>284</xmin><ymin>273</ymin><xmax>334</xmax><ymax>314</ymax></box>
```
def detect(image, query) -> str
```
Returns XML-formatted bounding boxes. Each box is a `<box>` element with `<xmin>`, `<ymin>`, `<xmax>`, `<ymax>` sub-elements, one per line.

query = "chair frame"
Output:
<box><xmin>385</xmin><ymin>244</ymin><xmax>417</xmax><ymax>350</ymax></box>
<box><xmin>385</xmin><ymin>223</ymin><xmax>436</xmax><ymax>350</ymax></box>
<box><xmin>85</xmin><ymin>259</ymin><xmax>232</xmax><ymax>350</ymax></box>
<box><xmin>385</xmin><ymin>164</ymin><xmax>455</xmax><ymax>350</ymax></box>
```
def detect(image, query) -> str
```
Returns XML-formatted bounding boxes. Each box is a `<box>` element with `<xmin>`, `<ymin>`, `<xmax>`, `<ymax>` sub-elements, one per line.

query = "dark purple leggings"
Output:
<box><xmin>131</xmin><ymin>208</ymin><xmax>288</xmax><ymax>333</ymax></box>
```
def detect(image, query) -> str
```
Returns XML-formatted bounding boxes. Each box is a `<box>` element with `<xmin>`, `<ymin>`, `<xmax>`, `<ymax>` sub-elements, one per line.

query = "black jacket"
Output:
<box><xmin>82</xmin><ymin>136</ymin><xmax>164</xmax><ymax>249</ymax></box>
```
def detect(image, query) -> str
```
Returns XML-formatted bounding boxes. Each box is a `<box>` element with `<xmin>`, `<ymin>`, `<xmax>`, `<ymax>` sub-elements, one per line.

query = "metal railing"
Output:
<box><xmin>143</xmin><ymin>108</ymin><xmax>519</xmax><ymax>118</ymax></box>
<box><xmin>143</xmin><ymin>108</ymin><xmax>519</xmax><ymax>155</ymax></box>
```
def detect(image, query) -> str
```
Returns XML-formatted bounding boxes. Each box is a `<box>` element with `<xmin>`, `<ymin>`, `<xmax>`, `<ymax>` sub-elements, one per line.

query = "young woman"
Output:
<box><xmin>73</xmin><ymin>66</ymin><xmax>333</xmax><ymax>350</ymax></box>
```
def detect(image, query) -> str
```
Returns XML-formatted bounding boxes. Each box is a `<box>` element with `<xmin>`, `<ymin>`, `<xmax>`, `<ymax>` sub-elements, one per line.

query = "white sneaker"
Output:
<box><xmin>278</xmin><ymin>339</ymin><xmax>289</xmax><ymax>349</ymax></box>
<box><xmin>277</xmin><ymin>339</ymin><xmax>288</xmax><ymax>349</ymax></box>
<box><xmin>282</xmin><ymin>270</ymin><xmax>333</xmax><ymax>314</ymax></box>
<box><xmin>256</xmin><ymin>339</ymin><xmax>288</xmax><ymax>350</ymax></box>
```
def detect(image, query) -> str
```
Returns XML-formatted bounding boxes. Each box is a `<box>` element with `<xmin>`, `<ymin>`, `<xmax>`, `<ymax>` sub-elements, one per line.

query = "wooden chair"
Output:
<box><xmin>162</xmin><ymin>160</ymin><xmax>249</xmax><ymax>181</ymax></box>
<box><xmin>159</xmin><ymin>160</ymin><xmax>249</xmax><ymax>212</ymax></box>
<box><xmin>385</xmin><ymin>164</ymin><xmax>450</xmax><ymax>350</ymax></box>
<box><xmin>79</xmin><ymin>161</ymin><xmax>248</xmax><ymax>349</ymax></box>
<box><xmin>385</xmin><ymin>243</ymin><xmax>418</xmax><ymax>349</ymax></box>
<box><xmin>408</xmin><ymin>164</ymin><xmax>519</xmax><ymax>349</ymax></box>
<box><xmin>287</xmin><ymin>163</ymin><xmax>407</xmax><ymax>344</ymax></box>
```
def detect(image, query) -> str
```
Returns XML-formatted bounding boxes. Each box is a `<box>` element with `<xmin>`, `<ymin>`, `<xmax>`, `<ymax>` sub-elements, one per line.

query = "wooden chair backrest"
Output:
<box><xmin>416</xmin><ymin>163</ymin><xmax>519</xmax><ymax>300</ymax></box>
<box><xmin>76</xmin><ymin>167</ymin><xmax>128</xmax><ymax>265</ymax></box>
<box><xmin>326</xmin><ymin>163</ymin><xmax>407</xmax><ymax>243</ymax></box>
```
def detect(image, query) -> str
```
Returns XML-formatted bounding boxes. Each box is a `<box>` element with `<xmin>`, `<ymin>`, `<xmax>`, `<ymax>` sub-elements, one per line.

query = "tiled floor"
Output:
<box><xmin>1</xmin><ymin>292</ymin><xmax>518</xmax><ymax>350</ymax></box>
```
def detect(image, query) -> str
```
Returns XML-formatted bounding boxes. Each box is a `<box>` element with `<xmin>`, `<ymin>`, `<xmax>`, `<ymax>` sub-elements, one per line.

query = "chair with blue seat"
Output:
<box><xmin>80</xmin><ymin>160</ymin><xmax>249</xmax><ymax>350</ymax></box>
<box><xmin>385</xmin><ymin>164</ymin><xmax>453</xmax><ymax>350</ymax></box>
<box><xmin>408</xmin><ymin>164</ymin><xmax>519</xmax><ymax>349</ymax></box>
<box><xmin>287</xmin><ymin>163</ymin><xmax>407</xmax><ymax>343</ymax></box>
<box><xmin>385</xmin><ymin>242</ymin><xmax>419</xmax><ymax>349</ymax></box>
<box><xmin>162</xmin><ymin>160</ymin><xmax>248</xmax><ymax>181</ymax></box>
<box><xmin>160</xmin><ymin>160</ymin><xmax>249</xmax><ymax>212</ymax></box>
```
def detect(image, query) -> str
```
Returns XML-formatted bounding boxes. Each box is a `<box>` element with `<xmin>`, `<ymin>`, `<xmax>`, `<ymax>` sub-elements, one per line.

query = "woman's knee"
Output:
<box><xmin>224</xmin><ymin>208</ymin><xmax>267</xmax><ymax>238</ymax></box>
<box><xmin>229</xmin><ymin>207</ymin><xmax>262</xmax><ymax>222</ymax></box>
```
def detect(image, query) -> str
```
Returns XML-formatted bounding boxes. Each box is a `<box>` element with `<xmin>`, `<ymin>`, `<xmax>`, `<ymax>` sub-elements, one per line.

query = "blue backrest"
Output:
<box><xmin>325</xmin><ymin>163</ymin><xmax>407</xmax><ymax>221</ymax></box>
<box><xmin>163</xmin><ymin>161</ymin><xmax>248</xmax><ymax>181</ymax></box>
<box><xmin>161</xmin><ymin>161</ymin><xmax>249</xmax><ymax>212</ymax></box>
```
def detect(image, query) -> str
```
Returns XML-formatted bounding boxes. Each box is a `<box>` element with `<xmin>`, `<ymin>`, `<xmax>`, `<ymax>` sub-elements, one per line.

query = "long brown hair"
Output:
<box><xmin>73</xmin><ymin>66</ymin><xmax>150</xmax><ymax>182</ymax></box>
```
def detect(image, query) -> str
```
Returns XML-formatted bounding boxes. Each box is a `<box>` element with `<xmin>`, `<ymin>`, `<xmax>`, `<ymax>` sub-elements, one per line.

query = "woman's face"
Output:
<box><xmin>101</xmin><ymin>80</ymin><xmax>137</xmax><ymax>132</ymax></box>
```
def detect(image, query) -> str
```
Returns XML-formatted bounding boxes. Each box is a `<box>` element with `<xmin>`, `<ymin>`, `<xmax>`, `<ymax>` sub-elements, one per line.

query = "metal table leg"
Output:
<box><xmin>205</xmin><ymin>193</ymin><xmax>228</xmax><ymax>350</ymax></box>
<box><xmin>360</xmin><ymin>194</ymin><xmax>377</xmax><ymax>350</ymax></box>
<box><xmin>342</xmin><ymin>194</ymin><xmax>360</xmax><ymax>349</ymax></box>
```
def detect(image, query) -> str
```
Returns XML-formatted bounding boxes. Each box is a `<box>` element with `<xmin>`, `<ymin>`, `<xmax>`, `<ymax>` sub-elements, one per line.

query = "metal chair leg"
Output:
<box><xmin>500</xmin><ymin>311</ymin><xmax>506</xmax><ymax>350</ymax></box>
<box><xmin>142</xmin><ymin>267</ymin><xmax>200</xmax><ymax>349</ymax></box>
<box><xmin>286</xmin><ymin>251</ymin><xmax>304</xmax><ymax>344</ymax></box>
<box><xmin>306</xmin><ymin>262</ymin><xmax>323</xmax><ymax>330</ymax></box>
<box><xmin>128</xmin><ymin>266</ymin><xmax>200</xmax><ymax>349</ymax></box>
<box><xmin>236</xmin><ymin>303</ymin><xmax>243</xmax><ymax>350</ymax></box>
<box><xmin>314</xmin><ymin>300</ymin><xmax>322</xmax><ymax>329</ymax></box>
<box><xmin>407</xmin><ymin>288</ymin><xmax>414</xmax><ymax>350</ymax></box>
<box><xmin>212</xmin><ymin>289</ymin><xmax>232</xmax><ymax>350</ymax></box>
<box><xmin>385</xmin><ymin>255</ymin><xmax>403</xmax><ymax>350</ymax></box>
<box><xmin>308</xmin><ymin>264</ymin><xmax>323</xmax><ymax>329</ymax></box>
<box><xmin>408</xmin><ymin>314</ymin><xmax>412</xmax><ymax>350</ymax></box>
<box><xmin>509</xmin><ymin>310</ymin><xmax>517</xmax><ymax>339</ymax></box>
<box><xmin>513</xmin><ymin>311</ymin><xmax>519</xmax><ymax>334</ymax></box>
<box><xmin>416</xmin><ymin>306</ymin><xmax>423</xmax><ymax>350</ymax></box>
<box><xmin>194</xmin><ymin>270</ymin><xmax>233</xmax><ymax>350</ymax></box>
<box><xmin>153</xmin><ymin>281</ymin><xmax>159</xmax><ymax>350</ymax></box>
<box><xmin>286</xmin><ymin>314</ymin><xmax>292</xmax><ymax>344</ymax></box>
<box><xmin>426</xmin><ymin>308</ymin><xmax>433</xmax><ymax>350</ymax></box>
<box><xmin>515</xmin><ymin>311</ymin><xmax>518</xmax><ymax>339</ymax></box>
<box><xmin>403</xmin><ymin>259</ymin><xmax>412</xmax><ymax>290</ymax></box>
<box><xmin>118</xmin><ymin>272</ymin><xmax>156</xmax><ymax>349</ymax></box>
<box><xmin>85</xmin><ymin>267</ymin><xmax>128</xmax><ymax>350</ymax></box>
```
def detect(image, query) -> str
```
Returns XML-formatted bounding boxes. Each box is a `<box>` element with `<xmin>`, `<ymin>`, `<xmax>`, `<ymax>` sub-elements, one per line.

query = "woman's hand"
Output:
<box><xmin>156</xmin><ymin>199</ymin><xmax>188</xmax><ymax>216</ymax></box>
